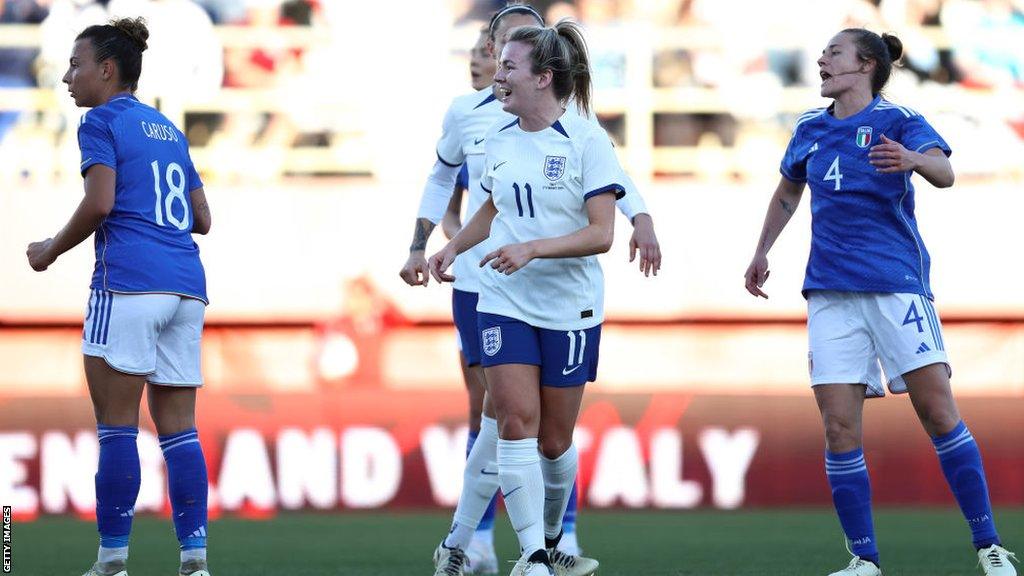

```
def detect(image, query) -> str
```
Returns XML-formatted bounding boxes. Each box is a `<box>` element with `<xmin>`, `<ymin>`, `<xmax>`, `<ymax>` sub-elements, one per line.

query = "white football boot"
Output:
<box><xmin>827</xmin><ymin>556</ymin><xmax>881</xmax><ymax>576</ymax></box>
<box><xmin>546</xmin><ymin>547</ymin><xmax>598</xmax><ymax>576</ymax></box>
<box><xmin>978</xmin><ymin>545</ymin><xmax>1018</xmax><ymax>576</ymax></box>
<box><xmin>178</xmin><ymin>558</ymin><xmax>211</xmax><ymax>576</ymax></box>
<box><xmin>508</xmin><ymin>550</ymin><xmax>555</xmax><ymax>576</ymax></box>
<box><xmin>433</xmin><ymin>542</ymin><xmax>470</xmax><ymax>576</ymax></box>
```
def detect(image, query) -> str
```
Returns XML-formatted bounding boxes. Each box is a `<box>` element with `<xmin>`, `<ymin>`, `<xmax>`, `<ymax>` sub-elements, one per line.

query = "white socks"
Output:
<box><xmin>498</xmin><ymin>437</ymin><xmax>545</xmax><ymax>558</ymax></box>
<box><xmin>97</xmin><ymin>546</ymin><xmax>128</xmax><ymax>565</ymax></box>
<box><xmin>446</xmin><ymin>415</ymin><xmax>500</xmax><ymax>550</ymax></box>
<box><xmin>540</xmin><ymin>444</ymin><xmax>578</xmax><ymax>541</ymax></box>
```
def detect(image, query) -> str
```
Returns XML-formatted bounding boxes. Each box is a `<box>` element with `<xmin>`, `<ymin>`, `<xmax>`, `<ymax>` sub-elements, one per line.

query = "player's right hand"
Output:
<box><xmin>744</xmin><ymin>254</ymin><xmax>770</xmax><ymax>299</ymax></box>
<box><xmin>399</xmin><ymin>251</ymin><xmax>430</xmax><ymax>286</ymax></box>
<box><xmin>428</xmin><ymin>246</ymin><xmax>457</xmax><ymax>284</ymax></box>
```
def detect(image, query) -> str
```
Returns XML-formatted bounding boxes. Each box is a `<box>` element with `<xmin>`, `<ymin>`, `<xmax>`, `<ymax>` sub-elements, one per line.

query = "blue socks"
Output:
<box><xmin>562</xmin><ymin>481</ymin><xmax>578</xmax><ymax>535</ymax></box>
<box><xmin>160</xmin><ymin>428</ymin><xmax>209</xmax><ymax>551</ymax></box>
<box><xmin>468</xmin><ymin>429</ymin><xmax>498</xmax><ymax>533</ymax></box>
<box><xmin>825</xmin><ymin>448</ymin><xmax>879</xmax><ymax>566</ymax></box>
<box><xmin>932</xmin><ymin>421</ymin><xmax>1000</xmax><ymax>549</ymax></box>
<box><xmin>96</xmin><ymin>425</ymin><xmax>141</xmax><ymax>549</ymax></box>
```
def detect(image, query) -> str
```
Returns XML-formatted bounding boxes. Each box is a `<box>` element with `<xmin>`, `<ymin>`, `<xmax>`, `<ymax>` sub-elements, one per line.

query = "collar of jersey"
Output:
<box><xmin>824</xmin><ymin>94</ymin><xmax>882</xmax><ymax>125</ymax></box>
<box><xmin>108</xmin><ymin>91</ymin><xmax>138</xmax><ymax>103</ymax></box>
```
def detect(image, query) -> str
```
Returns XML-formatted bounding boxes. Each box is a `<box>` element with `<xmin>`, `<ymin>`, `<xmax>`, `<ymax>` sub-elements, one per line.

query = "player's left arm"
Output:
<box><xmin>869</xmin><ymin>132</ymin><xmax>954</xmax><ymax>188</ymax></box>
<box><xmin>482</xmin><ymin>192</ymin><xmax>616</xmax><ymax>275</ymax></box>
<box><xmin>190</xmin><ymin>187</ymin><xmax>212</xmax><ymax>235</ymax></box>
<box><xmin>618</xmin><ymin>172</ymin><xmax>660</xmax><ymax>277</ymax></box>
<box><xmin>26</xmin><ymin>164</ymin><xmax>115</xmax><ymax>271</ymax></box>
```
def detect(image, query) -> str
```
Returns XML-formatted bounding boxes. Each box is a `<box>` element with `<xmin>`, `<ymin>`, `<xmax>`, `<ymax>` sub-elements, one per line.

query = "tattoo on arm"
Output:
<box><xmin>777</xmin><ymin>197</ymin><xmax>795</xmax><ymax>216</ymax></box>
<box><xmin>197</xmin><ymin>201</ymin><xmax>210</xmax><ymax>219</ymax></box>
<box><xmin>410</xmin><ymin>218</ymin><xmax>436</xmax><ymax>251</ymax></box>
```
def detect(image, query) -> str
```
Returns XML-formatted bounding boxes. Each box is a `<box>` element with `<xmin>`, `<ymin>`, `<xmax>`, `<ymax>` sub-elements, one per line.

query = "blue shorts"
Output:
<box><xmin>453</xmin><ymin>289</ymin><xmax>482</xmax><ymax>366</ymax></box>
<box><xmin>478</xmin><ymin>312</ymin><xmax>601</xmax><ymax>387</ymax></box>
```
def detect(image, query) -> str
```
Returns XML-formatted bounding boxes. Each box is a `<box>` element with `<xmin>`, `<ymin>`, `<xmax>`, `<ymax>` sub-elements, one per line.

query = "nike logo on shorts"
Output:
<box><xmin>480</xmin><ymin>468</ymin><xmax>498</xmax><ymax>476</ymax></box>
<box><xmin>562</xmin><ymin>365</ymin><xmax>582</xmax><ymax>376</ymax></box>
<box><xmin>474</xmin><ymin>138</ymin><xmax>485</xmax><ymax>145</ymax></box>
<box><xmin>493</xmin><ymin>160</ymin><xmax>508</xmax><ymax>171</ymax></box>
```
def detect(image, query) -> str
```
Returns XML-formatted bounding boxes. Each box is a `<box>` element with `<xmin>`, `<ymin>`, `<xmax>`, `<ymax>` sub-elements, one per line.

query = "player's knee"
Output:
<box><xmin>498</xmin><ymin>413</ymin><xmax>535</xmax><ymax>440</ymax></box>
<box><xmin>920</xmin><ymin>406</ymin><xmax>960</xmax><ymax>437</ymax></box>
<box><xmin>822</xmin><ymin>415</ymin><xmax>861</xmax><ymax>451</ymax></box>
<box><xmin>538</xmin><ymin>436</ymin><xmax>572</xmax><ymax>460</ymax></box>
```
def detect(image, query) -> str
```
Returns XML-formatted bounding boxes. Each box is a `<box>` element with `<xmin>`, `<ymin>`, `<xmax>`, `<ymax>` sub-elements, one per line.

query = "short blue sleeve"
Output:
<box><xmin>456</xmin><ymin>163</ymin><xmax>469</xmax><ymax>190</ymax></box>
<box><xmin>899</xmin><ymin>114</ymin><xmax>951</xmax><ymax>157</ymax></box>
<box><xmin>77</xmin><ymin>116</ymin><xmax>116</xmax><ymax>176</ymax></box>
<box><xmin>779</xmin><ymin>126</ymin><xmax>808</xmax><ymax>182</ymax></box>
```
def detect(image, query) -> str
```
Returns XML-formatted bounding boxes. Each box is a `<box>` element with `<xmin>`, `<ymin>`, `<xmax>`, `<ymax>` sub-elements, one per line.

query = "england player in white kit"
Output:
<box><xmin>429</xmin><ymin>20</ymin><xmax>618</xmax><ymax>576</ymax></box>
<box><xmin>27</xmin><ymin>18</ymin><xmax>213</xmax><ymax>576</ymax></box>
<box><xmin>401</xmin><ymin>5</ymin><xmax>658</xmax><ymax>576</ymax></box>
<box><xmin>744</xmin><ymin>29</ymin><xmax>1016</xmax><ymax>576</ymax></box>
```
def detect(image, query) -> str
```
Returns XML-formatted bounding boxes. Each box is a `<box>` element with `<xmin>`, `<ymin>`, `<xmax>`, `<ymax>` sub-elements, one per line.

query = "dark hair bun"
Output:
<box><xmin>881</xmin><ymin>32</ymin><xmax>902</xmax><ymax>62</ymax></box>
<box><xmin>112</xmin><ymin>17</ymin><xmax>149</xmax><ymax>52</ymax></box>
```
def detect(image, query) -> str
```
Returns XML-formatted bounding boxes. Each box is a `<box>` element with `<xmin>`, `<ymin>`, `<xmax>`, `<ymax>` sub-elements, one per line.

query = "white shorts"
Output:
<box><xmin>81</xmin><ymin>290</ymin><xmax>206</xmax><ymax>386</ymax></box>
<box><xmin>807</xmin><ymin>291</ymin><xmax>949</xmax><ymax>398</ymax></box>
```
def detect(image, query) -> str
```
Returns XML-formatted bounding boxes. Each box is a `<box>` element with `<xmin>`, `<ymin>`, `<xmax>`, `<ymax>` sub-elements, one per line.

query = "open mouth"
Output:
<box><xmin>820</xmin><ymin>71</ymin><xmax>833</xmax><ymax>82</ymax></box>
<box><xmin>497</xmin><ymin>86</ymin><xmax>511</xmax><ymax>101</ymax></box>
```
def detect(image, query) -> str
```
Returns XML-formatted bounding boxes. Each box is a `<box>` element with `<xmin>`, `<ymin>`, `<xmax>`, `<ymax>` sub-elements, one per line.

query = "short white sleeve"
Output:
<box><xmin>435</xmin><ymin>100</ymin><xmax>465</xmax><ymax>168</ymax></box>
<box><xmin>581</xmin><ymin>130</ymin><xmax>626</xmax><ymax>201</ymax></box>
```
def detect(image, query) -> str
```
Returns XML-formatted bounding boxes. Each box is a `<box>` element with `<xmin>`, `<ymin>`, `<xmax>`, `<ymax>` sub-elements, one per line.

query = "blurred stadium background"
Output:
<box><xmin>1</xmin><ymin>0</ymin><xmax>1022</xmax><ymax>574</ymax></box>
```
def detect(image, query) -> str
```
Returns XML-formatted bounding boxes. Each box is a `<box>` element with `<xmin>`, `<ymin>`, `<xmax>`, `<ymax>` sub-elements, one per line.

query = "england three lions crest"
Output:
<box><xmin>482</xmin><ymin>327</ymin><xmax>502</xmax><ymax>356</ymax></box>
<box><xmin>544</xmin><ymin>156</ymin><xmax>566</xmax><ymax>181</ymax></box>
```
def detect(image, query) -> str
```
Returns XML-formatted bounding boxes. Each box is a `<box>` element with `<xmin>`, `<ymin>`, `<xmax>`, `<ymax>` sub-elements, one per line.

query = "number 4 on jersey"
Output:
<box><xmin>824</xmin><ymin>155</ymin><xmax>843</xmax><ymax>191</ymax></box>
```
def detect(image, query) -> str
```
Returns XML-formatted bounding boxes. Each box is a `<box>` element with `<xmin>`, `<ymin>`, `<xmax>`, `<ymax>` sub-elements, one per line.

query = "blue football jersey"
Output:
<box><xmin>78</xmin><ymin>94</ymin><xmax>207</xmax><ymax>302</ymax></box>
<box><xmin>780</xmin><ymin>96</ymin><xmax>951</xmax><ymax>298</ymax></box>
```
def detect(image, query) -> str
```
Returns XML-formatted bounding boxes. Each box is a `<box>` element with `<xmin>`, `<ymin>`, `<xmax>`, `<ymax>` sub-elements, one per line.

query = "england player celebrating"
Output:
<box><xmin>402</xmin><ymin>4</ymin><xmax>657</xmax><ymax>575</ymax></box>
<box><xmin>26</xmin><ymin>18</ymin><xmax>212</xmax><ymax>576</ymax></box>
<box><xmin>429</xmin><ymin>19</ymin><xmax>620</xmax><ymax>576</ymax></box>
<box><xmin>744</xmin><ymin>29</ymin><xmax>1017</xmax><ymax>576</ymax></box>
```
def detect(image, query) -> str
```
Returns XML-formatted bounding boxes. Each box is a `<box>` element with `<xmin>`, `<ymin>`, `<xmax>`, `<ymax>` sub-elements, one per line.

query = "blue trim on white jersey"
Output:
<box><xmin>474</xmin><ymin>93</ymin><xmax>498</xmax><ymax>109</ymax></box>
<box><xmin>551</xmin><ymin>120</ymin><xmax>569</xmax><ymax>139</ymax></box>
<box><xmin>436</xmin><ymin>151</ymin><xmax>460</xmax><ymax>167</ymax></box>
<box><xmin>481</xmin><ymin>182</ymin><xmax>492</xmax><ymax>194</ymax></box>
<box><xmin>584</xmin><ymin>184</ymin><xmax>625</xmax><ymax>201</ymax></box>
<box><xmin>499</xmin><ymin>119</ymin><xmax>519</xmax><ymax>132</ymax></box>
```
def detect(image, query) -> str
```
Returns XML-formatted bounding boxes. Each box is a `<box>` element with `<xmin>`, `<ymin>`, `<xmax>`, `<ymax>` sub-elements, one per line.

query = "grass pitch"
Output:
<box><xmin>11</xmin><ymin>508</ymin><xmax>1024</xmax><ymax>575</ymax></box>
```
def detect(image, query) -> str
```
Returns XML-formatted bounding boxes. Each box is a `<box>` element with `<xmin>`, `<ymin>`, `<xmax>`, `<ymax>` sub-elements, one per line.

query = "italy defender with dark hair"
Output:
<box><xmin>744</xmin><ymin>28</ymin><xmax>1017</xmax><ymax>576</ymax></box>
<box><xmin>27</xmin><ymin>17</ymin><xmax>213</xmax><ymax>576</ymax></box>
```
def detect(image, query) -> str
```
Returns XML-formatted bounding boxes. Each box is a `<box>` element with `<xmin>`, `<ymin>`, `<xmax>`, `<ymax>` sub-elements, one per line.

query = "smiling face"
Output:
<box><xmin>494</xmin><ymin>40</ymin><xmax>546</xmax><ymax>116</ymax></box>
<box><xmin>469</xmin><ymin>29</ymin><xmax>496</xmax><ymax>91</ymax></box>
<box><xmin>62</xmin><ymin>38</ymin><xmax>110</xmax><ymax>108</ymax></box>
<box><xmin>817</xmin><ymin>32</ymin><xmax>872</xmax><ymax>98</ymax></box>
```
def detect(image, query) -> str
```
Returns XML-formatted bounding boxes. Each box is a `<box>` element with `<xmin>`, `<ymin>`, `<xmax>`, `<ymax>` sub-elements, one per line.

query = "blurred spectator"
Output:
<box><xmin>0</xmin><ymin>0</ymin><xmax>49</xmax><ymax>144</ymax></box>
<box><xmin>943</xmin><ymin>0</ymin><xmax>1024</xmax><ymax>88</ymax></box>
<box><xmin>890</xmin><ymin>0</ymin><xmax>963</xmax><ymax>85</ymax></box>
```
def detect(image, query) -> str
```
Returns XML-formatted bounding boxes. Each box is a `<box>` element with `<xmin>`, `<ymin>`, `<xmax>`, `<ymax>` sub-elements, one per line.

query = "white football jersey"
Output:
<box><xmin>434</xmin><ymin>87</ymin><xmax>504</xmax><ymax>293</ymax></box>
<box><xmin>425</xmin><ymin>88</ymin><xmax>647</xmax><ymax>293</ymax></box>
<box><xmin>477</xmin><ymin>110</ymin><xmax>625</xmax><ymax>331</ymax></box>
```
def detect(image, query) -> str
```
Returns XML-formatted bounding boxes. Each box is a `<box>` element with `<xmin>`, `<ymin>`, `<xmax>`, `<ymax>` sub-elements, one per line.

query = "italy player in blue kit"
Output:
<box><xmin>26</xmin><ymin>18</ymin><xmax>213</xmax><ymax>576</ymax></box>
<box><xmin>744</xmin><ymin>29</ymin><xmax>1017</xmax><ymax>576</ymax></box>
<box><xmin>430</xmin><ymin>19</ymin><xmax>619</xmax><ymax>576</ymax></box>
